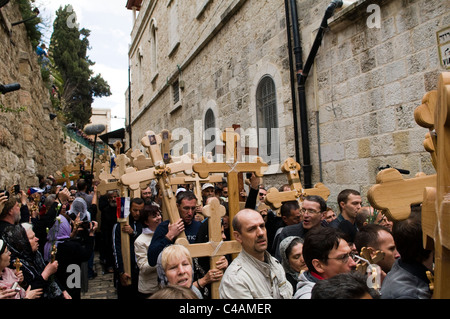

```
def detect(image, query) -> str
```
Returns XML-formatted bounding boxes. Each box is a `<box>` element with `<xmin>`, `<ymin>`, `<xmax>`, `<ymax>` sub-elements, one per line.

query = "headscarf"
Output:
<box><xmin>1</xmin><ymin>224</ymin><xmax>63</xmax><ymax>299</ymax></box>
<box><xmin>68</xmin><ymin>197</ymin><xmax>90</xmax><ymax>221</ymax></box>
<box><xmin>0</xmin><ymin>239</ymin><xmax>6</xmax><ymax>255</ymax></box>
<box><xmin>43</xmin><ymin>215</ymin><xmax>72</xmax><ymax>262</ymax></box>
<box><xmin>279</xmin><ymin>236</ymin><xmax>303</xmax><ymax>282</ymax></box>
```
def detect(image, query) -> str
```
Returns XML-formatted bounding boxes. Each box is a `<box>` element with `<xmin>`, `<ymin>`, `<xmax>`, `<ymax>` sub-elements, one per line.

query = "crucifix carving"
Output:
<box><xmin>170</xmin><ymin>172</ymin><xmax>223</xmax><ymax>205</ymax></box>
<box><xmin>216</xmin><ymin>125</ymin><xmax>260</xmax><ymax>201</ymax></box>
<box><xmin>120</xmin><ymin>130</ymin><xmax>193</xmax><ymax>240</ymax></box>
<box><xmin>414</xmin><ymin>72</ymin><xmax>450</xmax><ymax>299</ymax></box>
<box><xmin>265</xmin><ymin>157</ymin><xmax>330</xmax><ymax>210</ymax></box>
<box><xmin>175</xmin><ymin>197</ymin><xmax>241</xmax><ymax>299</ymax></box>
<box><xmin>193</xmin><ymin>130</ymin><xmax>268</xmax><ymax>238</ymax></box>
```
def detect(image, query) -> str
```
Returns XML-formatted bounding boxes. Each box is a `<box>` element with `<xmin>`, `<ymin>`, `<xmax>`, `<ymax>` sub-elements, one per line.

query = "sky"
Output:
<box><xmin>36</xmin><ymin>0</ymin><xmax>133</xmax><ymax>131</ymax></box>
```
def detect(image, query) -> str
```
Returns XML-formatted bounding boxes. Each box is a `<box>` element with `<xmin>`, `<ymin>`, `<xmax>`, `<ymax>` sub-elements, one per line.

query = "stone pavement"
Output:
<box><xmin>81</xmin><ymin>252</ymin><xmax>117</xmax><ymax>299</ymax></box>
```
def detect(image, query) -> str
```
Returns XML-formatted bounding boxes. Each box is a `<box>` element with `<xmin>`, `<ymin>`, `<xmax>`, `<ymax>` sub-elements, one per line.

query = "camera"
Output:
<box><xmin>0</xmin><ymin>190</ymin><xmax>9</xmax><ymax>199</ymax></box>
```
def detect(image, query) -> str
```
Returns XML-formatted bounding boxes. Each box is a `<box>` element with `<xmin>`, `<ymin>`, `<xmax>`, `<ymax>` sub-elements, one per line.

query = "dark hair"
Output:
<box><xmin>77</xmin><ymin>179</ymin><xmax>87</xmax><ymax>191</ymax></box>
<box><xmin>337</xmin><ymin>189</ymin><xmax>360</xmax><ymax>212</ymax></box>
<box><xmin>131</xmin><ymin>197</ymin><xmax>145</xmax><ymax>206</ymax></box>
<box><xmin>139</xmin><ymin>204</ymin><xmax>161</xmax><ymax>227</ymax></box>
<box><xmin>0</xmin><ymin>197</ymin><xmax>19</xmax><ymax>219</ymax></box>
<box><xmin>176</xmin><ymin>191</ymin><xmax>197</xmax><ymax>205</ymax></box>
<box><xmin>311</xmin><ymin>271</ymin><xmax>379</xmax><ymax>299</ymax></box>
<box><xmin>393</xmin><ymin>214</ymin><xmax>431</xmax><ymax>263</ymax></box>
<box><xmin>280</xmin><ymin>201</ymin><xmax>299</xmax><ymax>218</ymax></box>
<box><xmin>304</xmin><ymin>195</ymin><xmax>327</xmax><ymax>213</ymax></box>
<box><xmin>302</xmin><ymin>227</ymin><xmax>346</xmax><ymax>273</ymax></box>
<box><xmin>354</xmin><ymin>224</ymin><xmax>391</xmax><ymax>253</ymax></box>
<box><xmin>285</xmin><ymin>237</ymin><xmax>304</xmax><ymax>260</ymax></box>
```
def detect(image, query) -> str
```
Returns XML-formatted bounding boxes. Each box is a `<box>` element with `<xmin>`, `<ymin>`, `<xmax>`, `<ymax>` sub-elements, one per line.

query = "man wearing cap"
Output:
<box><xmin>201</xmin><ymin>183</ymin><xmax>215</xmax><ymax>204</ymax></box>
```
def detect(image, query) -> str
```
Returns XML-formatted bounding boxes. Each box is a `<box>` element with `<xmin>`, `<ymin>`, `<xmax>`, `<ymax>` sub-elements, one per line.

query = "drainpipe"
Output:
<box><xmin>284</xmin><ymin>0</ymin><xmax>300</xmax><ymax>164</ymax></box>
<box><xmin>289</xmin><ymin>0</ymin><xmax>343</xmax><ymax>188</ymax></box>
<box><xmin>127</xmin><ymin>59</ymin><xmax>132</xmax><ymax>149</ymax></box>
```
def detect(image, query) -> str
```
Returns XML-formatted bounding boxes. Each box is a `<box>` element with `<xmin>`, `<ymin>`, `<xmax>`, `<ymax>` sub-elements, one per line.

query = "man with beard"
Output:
<box><xmin>98</xmin><ymin>190</ymin><xmax>119</xmax><ymax>273</ymax></box>
<box><xmin>219</xmin><ymin>209</ymin><xmax>293</xmax><ymax>299</ymax></box>
<box><xmin>273</xmin><ymin>195</ymin><xmax>327</xmax><ymax>261</ymax></box>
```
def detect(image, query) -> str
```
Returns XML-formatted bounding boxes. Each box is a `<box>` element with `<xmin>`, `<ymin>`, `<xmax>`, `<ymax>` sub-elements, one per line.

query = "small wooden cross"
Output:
<box><xmin>175</xmin><ymin>197</ymin><xmax>241</xmax><ymax>299</ymax></box>
<box><xmin>264</xmin><ymin>157</ymin><xmax>330</xmax><ymax>210</ymax></box>
<box><xmin>113</xmin><ymin>140</ymin><xmax>123</xmax><ymax>156</ymax></box>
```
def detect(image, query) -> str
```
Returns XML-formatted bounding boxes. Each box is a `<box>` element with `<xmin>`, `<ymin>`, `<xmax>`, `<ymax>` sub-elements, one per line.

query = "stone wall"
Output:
<box><xmin>301</xmin><ymin>0</ymin><xmax>446</xmax><ymax>207</ymax></box>
<box><xmin>127</xmin><ymin>0</ymin><xmax>446</xmax><ymax>208</ymax></box>
<box><xmin>0</xmin><ymin>2</ymin><xmax>66</xmax><ymax>188</ymax></box>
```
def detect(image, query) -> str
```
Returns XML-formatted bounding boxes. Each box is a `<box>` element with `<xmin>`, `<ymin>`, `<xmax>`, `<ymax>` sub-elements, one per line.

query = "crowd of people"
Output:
<box><xmin>0</xmin><ymin>171</ymin><xmax>434</xmax><ymax>300</ymax></box>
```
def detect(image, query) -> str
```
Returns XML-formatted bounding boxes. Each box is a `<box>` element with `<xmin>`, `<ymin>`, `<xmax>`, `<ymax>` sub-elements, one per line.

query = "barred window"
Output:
<box><xmin>256</xmin><ymin>75</ymin><xmax>279</xmax><ymax>158</ymax></box>
<box><xmin>204</xmin><ymin>108</ymin><xmax>216</xmax><ymax>156</ymax></box>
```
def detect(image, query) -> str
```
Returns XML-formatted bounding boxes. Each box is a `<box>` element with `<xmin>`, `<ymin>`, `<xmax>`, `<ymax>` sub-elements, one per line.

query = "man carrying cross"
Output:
<box><xmin>147</xmin><ymin>191</ymin><xmax>201</xmax><ymax>267</ymax></box>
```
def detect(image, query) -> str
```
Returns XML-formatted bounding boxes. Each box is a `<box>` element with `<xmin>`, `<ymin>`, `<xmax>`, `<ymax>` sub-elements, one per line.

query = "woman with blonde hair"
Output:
<box><xmin>156</xmin><ymin>244</ymin><xmax>203</xmax><ymax>298</ymax></box>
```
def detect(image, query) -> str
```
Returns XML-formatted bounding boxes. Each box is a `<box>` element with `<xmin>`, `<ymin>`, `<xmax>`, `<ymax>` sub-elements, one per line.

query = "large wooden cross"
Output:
<box><xmin>367</xmin><ymin>168</ymin><xmax>436</xmax><ymax>221</ymax></box>
<box><xmin>175</xmin><ymin>197</ymin><xmax>241</xmax><ymax>299</ymax></box>
<box><xmin>265</xmin><ymin>157</ymin><xmax>330</xmax><ymax>210</ymax></box>
<box><xmin>414</xmin><ymin>72</ymin><xmax>450</xmax><ymax>299</ymax></box>
<box><xmin>120</xmin><ymin>130</ymin><xmax>193</xmax><ymax>240</ymax></box>
<box><xmin>193</xmin><ymin>128</ymin><xmax>268</xmax><ymax>238</ymax></box>
<box><xmin>170</xmin><ymin>172</ymin><xmax>223</xmax><ymax>205</ymax></box>
<box><xmin>214</xmin><ymin>125</ymin><xmax>260</xmax><ymax>202</ymax></box>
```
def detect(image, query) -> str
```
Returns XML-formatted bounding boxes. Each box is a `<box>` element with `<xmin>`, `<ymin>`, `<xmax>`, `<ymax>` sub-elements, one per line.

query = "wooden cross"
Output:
<box><xmin>414</xmin><ymin>72</ymin><xmax>450</xmax><ymax>299</ymax></box>
<box><xmin>175</xmin><ymin>197</ymin><xmax>241</xmax><ymax>299</ymax></box>
<box><xmin>170</xmin><ymin>172</ymin><xmax>223</xmax><ymax>205</ymax></box>
<box><xmin>265</xmin><ymin>157</ymin><xmax>330</xmax><ymax>210</ymax></box>
<box><xmin>214</xmin><ymin>125</ymin><xmax>260</xmax><ymax>202</ymax></box>
<box><xmin>192</xmin><ymin>148</ymin><xmax>268</xmax><ymax>239</ymax></box>
<box><xmin>120</xmin><ymin>131</ymin><xmax>193</xmax><ymax>240</ymax></box>
<box><xmin>113</xmin><ymin>140</ymin><xmax>123</xmax><ymax>156</ymax></box>
<box><xmin>367</xmin><ymin>168</ymin><xmax>436</xmax><ymax>221</ymax></box>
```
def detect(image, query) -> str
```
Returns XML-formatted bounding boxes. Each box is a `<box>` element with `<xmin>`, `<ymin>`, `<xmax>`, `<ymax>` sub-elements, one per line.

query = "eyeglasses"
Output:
<box><xmin>327</xmin><ymin>252</ymin><xmax>356</xmax><ymax>263</ymax></box>
<box><xmin>259</xmin><ymin>193</ymin><xmax>266</xmax><ymax>196</ymax></box>
<box><xmin>301</xmin><ymin>208</ymin><xmax>321</xmax><ymax>215</ymax></box>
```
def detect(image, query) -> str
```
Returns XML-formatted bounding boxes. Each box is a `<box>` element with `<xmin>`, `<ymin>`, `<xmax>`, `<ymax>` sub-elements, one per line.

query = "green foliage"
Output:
<box><xmin>50</xmin><ymin>5</ymin><xmax>111</xmax><ymax>127</ymax></box>
<box><xmin>15</xmin><ymin>0</ymin><xmax>42</xmax><ymax>48</ymax></box>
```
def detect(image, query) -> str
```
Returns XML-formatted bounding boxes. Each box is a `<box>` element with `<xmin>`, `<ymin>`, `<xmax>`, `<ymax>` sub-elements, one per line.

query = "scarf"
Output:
<box><xmin>279</xmin><ymin>236</ymin><xmax>302</xmax><ymax>282</ymax></box>
<box><xmin>43</xmin><ymin>215</ymin><xmax>72</xmax><ymax>262</ymax></box>
<box><xmin>2</xmin><ymin>224</ymin><xmax>63</xmax><ymax>299</ymax></box>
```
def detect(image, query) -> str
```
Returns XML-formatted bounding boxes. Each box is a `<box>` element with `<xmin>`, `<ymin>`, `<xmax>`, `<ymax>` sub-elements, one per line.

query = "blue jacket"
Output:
<box><xmin>147</xmin><ymin>219</ymin><xmax>201</xmax><ymax>266</ymax></box>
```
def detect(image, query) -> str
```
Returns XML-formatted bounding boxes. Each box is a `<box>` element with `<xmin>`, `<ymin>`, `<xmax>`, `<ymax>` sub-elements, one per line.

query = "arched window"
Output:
<box><xmin>204</xmin><ymin>108</ymin><xmax>216</xmax><ymax>157</ymax></box>
<box><xmin>256</xmin><ymin>76</ymin><xmax>279</xmax><ymax>160</ymax></box>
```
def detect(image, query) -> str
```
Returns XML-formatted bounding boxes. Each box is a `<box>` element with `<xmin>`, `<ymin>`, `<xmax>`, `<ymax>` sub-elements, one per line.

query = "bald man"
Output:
<box><xmin>219</xmin><ymin>209</ymin><xmax>293</xmax><ymax>299</ymax></box>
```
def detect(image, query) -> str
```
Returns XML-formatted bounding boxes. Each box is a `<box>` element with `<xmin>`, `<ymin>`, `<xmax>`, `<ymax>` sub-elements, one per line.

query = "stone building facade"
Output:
<box><xmin>126</xmin><ymin>0</ymin><xmax>447</xmax><ymax>207</ymax></box>
<box><xmin>0</xmin><ymin>2</ymin><xmax>66</xmax><ymax>188</ymax></box>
